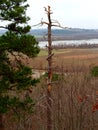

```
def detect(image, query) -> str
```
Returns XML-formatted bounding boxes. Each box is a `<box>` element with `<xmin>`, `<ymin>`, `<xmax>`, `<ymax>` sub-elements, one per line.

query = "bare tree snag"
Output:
<box><xmin>45</xmin><ymin>6</ymin><xmax>53</xmax><ymax>130</ymax></box>
<box><xmin>40</xmin><ymin>5</ymin><xmax>54</xmax><ymax>130</ymax></box>
<box><xmin>38</xmin><ymin>6</ymin><xmax>70</xmax><ymax>130</ymax></box>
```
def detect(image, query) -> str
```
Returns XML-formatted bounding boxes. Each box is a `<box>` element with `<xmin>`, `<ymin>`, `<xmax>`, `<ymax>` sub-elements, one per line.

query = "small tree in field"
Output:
<box><xmin>0</xmin><ymin>0</ymin><xmax>40</xmax><ymax>129</ymax></box>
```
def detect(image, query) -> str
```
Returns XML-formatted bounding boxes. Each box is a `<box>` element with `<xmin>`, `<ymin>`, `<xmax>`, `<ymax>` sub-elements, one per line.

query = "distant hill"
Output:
<box><xmin>30</xmin><ymin>28</ymin><xmax>98</xmax><ymax>36</ymax></box>
<box><xmin>0</xmin><ymin>28</ymin><xmax>98</xmax><ymax>41</ymax></box>
<box><xmin>29</xmin><ymin>28</ymin><xmax>98</xmax><ymax>41</ymax></box>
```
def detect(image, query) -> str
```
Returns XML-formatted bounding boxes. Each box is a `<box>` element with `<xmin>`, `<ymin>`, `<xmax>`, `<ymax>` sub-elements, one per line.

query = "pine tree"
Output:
<box><xmin>0</xmin><ymin>0</ymin><xmax>31</xmax><ymax>33</ymax></box>
<box><xmin>0</xmin><ymin>0</ymin><xmax>40</xmax><ymax>129</ymax></box>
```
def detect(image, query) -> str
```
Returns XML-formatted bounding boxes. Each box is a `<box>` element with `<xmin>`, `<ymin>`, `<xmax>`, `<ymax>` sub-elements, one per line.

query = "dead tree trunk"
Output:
<box><xmin>47</xmin><ymin>6</ymin><xmax>53</xmax><ymax>130</ymax></box>
<box><xmin>0</xmin><ymin>114</ymin><xmax>4</xmax><ymax>130</ymax></box>
<box><xmin>44</xmin><ymin>6</ymin><xmax>53</xmax><ymax>130</ymax></box>
<box><xmin>41</xmin><ymin>5</ymin><xmax>69</xmax><ymax>130</ymax></box>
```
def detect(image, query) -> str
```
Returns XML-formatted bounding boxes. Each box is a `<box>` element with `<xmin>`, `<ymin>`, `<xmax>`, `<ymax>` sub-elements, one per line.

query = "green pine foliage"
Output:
<box><xmin>0</xmin><ymin>31</ymin><xmax>40</xmax><ymax>57</ymax></box>
<box><xmin>0</xmin><ymin>0</ymin><xmax>30</xmax><ymax>34</ymax></box>
<box><xmin>0</xmin><ymin>0</ymin><xmax>40</xmax><ymax>116</ymax></box>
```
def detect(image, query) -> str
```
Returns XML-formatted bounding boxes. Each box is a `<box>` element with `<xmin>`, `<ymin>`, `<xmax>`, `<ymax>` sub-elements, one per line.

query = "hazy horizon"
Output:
<box><xmin>27</xmin><ymin>0</ymin><xmax>98</xmax><ymax>30</ymax></box>
<box><xmin>0</xmin><ymin>0</ymin><xmax>98</xmax><ymax>30</ymax></box>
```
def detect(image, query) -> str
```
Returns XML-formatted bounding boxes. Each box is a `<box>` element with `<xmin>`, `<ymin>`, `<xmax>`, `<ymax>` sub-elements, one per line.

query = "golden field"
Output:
<box><xmin>3</xmin><ymin>48</ymin><xmax>98</xmax><ymax>130</ymax></box>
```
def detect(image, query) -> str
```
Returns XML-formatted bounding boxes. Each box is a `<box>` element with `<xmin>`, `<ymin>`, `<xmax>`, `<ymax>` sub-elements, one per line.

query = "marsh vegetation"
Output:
<box><xmin>2</xmin><ymin>48</ymin><xmax>98</xmax><ymax>130</ymax></box>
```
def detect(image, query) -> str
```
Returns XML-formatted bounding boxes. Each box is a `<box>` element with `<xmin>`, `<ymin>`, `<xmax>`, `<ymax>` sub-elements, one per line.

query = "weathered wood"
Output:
<box><xmin>0</xmin><ymin>114</ymin><xmax>4</xmax><ymax>130</ymax></box>
<box><xmin>45</xmin><ymin>6</ymin><xmax>53</xmax><ymax>130</ymax></box>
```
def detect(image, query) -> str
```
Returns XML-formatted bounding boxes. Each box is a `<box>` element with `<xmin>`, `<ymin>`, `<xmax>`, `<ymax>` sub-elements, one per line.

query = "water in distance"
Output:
<box><xmin>39</xmin><ymin>39</ymin><xmax>98</xmax><ymax>48</ymax></box>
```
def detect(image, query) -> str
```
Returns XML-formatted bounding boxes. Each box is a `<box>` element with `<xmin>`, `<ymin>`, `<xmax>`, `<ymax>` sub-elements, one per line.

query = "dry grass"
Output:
<box><xmin>3</xmin><ymin>48</ymin><xmax>98</xmax><ymax>130</ymax></box>
<box><xmin>29</xmin><ymin>48</ymin><xmax>98</xmax><ymax>72</ymax></box>
<box><xmin>4</xmin><ymin>67</ymin><xmax>98</xmax><ymax>130</ymax></box>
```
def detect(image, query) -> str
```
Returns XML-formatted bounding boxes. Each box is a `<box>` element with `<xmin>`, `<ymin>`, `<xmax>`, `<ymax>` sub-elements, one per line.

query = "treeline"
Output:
<box><xmin>52</xmin><ymin>43</ymin><xmax>98</xmax><ymax>49</ymax></box>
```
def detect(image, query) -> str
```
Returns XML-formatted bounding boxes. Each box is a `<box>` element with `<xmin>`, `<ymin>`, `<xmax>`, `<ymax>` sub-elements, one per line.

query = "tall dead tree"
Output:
<box><xmin>30</xmin><ymin>6</ymin><xmax>54</xmax><ymax>130</ymax></box>
<box><xmin>38</xmin><ymin>5</ymin><xmax>54</xmax><ymax>130</ymax></box>
<box><xmin>46</xmin><ymin>6</ymin><xmax>53</xmax><ymax>130</ymax></box>
<box><xmin>44</xmin><ymin>6</ymin><xmax>53</xmax><ymax>130</ymax></box>
<box><xmin>40</xmin><ymin>6</ymin><xmax>70</xmax><ymax>130</ymax></box>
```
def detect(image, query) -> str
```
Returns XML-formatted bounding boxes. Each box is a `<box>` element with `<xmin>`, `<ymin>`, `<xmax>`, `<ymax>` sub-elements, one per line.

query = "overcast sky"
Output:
<box><xmin>27</xmin><ymin>0</ymin><xmax>98</xmax><ymax>29</ymax></box>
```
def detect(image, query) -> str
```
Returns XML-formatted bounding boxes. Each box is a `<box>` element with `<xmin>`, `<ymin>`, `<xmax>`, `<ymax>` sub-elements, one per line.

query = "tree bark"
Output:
<box><xmin>0</xmin><ymin>114</ymin><xmax>4</xmax><ymax>130</ymax></box>
<box><xmin>47</xmin><ymin>6</ymin><xmax>53</xmax><ymax>130</ymax></box>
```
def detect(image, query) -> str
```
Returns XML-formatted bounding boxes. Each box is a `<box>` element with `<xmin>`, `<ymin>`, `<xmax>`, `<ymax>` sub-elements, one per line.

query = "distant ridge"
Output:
<box><xmin>0</xmin><ymin>28</ymin><xmax>98</xmax><ymax>41</ymax></box>
<box><xmin>29</xmin><ymin>28</ymin><xmax>98</xmax><ymax>36</ymax></box>
<box><xmin>29</xmin><ymin>28</ymin><xmax>98</xmax><ymax>41</ymax></box>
